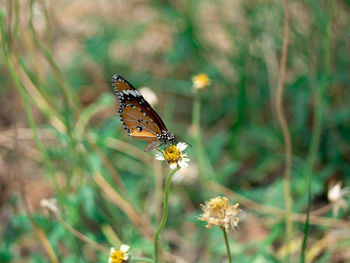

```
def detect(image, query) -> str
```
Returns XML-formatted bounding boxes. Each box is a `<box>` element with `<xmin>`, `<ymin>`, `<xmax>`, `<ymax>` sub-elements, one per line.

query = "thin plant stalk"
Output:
<box><xmin>29</xmin><ymin>0</ymin><xmax>81</xmax><ymax>116</ymax></box>
<box><xmin>0</xmin><ymin>11</ymin><xmax>61</xmax><ymax>196</ymax></box>
<box><xmin>275</xmin><ymin>0</ymin><xmax>293</xmax><ymax>258</ymax></box>
<box><xmin>2</xmin><ymin>10</ymin><xmax>84</xmax><ymax>260</ymax></box>
<box><xmin>192</xmin><ymin>90</ymin><xmax>215</xmax><ymax>177</ymax></box>
<box><xmin>153</xmin><ymin>167</ymin><xmax>180</xmax><ymax>263</ymax></box>
<box><xmin>53</xmin><ymin>213</ymin><xmax>109</xmax><ymax>255</ymax></box>
<box><xmin>132</xmin><ymin>258</ymin><xmax>154</xmax><ymax>263</ymax></box>
<box><xmin>29</xmin><ymin>0</ymin><xmax>86</xmax><ymax>189</ymax></box>
<box><xmin>93</xmin><ymin>172</ymin><xmax>153</xmax><ymax>240</ymax></box>
<box><xmin>14</xmin><ymin>1</ymin><xmax>60</xmax><ymax>114</ymax></box>
<box><xmin>222</xmin><ymin>227</ymin><xmax>232</xmax><ymax>263</ymax></box>
<box><xmin>192</xmin><ymin>91</ymin><xmax>206</xmax><ymax>171</ymax></box>
<box><xmin>300</xmin><ymin>1</ymin><xmax>334</xmax><ymax>261</ymax></box>
<box><xmin>0</xmin><ymin>11</ymin><xmax>59</xmax><ymax>263</ymax></box>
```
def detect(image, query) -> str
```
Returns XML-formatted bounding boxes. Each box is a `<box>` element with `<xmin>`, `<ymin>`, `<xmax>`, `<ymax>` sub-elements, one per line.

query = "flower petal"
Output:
<box><xmin>178</xmin><ymin>160</ymin><xmax>189</xmax><ymax>168</ymax></box>
<box><xmin>177</xmin><ymin>142</ymin><xmax>188</xmax><ymax>152</ymax></box>
<box><xmin>169</xmin><ymin>162</ymin><xmax>177</xmax><ymax>169</ymax></box>
<box><xmin>120</xmin><ymin>244</ymin><xmax>130</xmax><ymax>253</ymax></box>
<box><xmin>155</xmin><ymin>153</ymin><xmax>165</xmax><ymax>160</ymax></box>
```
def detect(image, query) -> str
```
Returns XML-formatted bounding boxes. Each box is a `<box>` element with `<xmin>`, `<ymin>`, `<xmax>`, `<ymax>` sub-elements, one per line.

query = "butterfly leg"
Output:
<box><xmin>156</xmin><ymin>142</ymin><xmax>165</xmax><ymax>152</ymax></box>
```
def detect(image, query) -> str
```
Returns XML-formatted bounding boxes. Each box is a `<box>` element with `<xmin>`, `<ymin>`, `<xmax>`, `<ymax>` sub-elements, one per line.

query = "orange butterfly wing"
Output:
<box><xmin>120</xmin><ymin>104</ymin><xmax>161</xmax><ymax>141</ymax></box>
<box><xmin>112</xmin><ymin>74</ymin><xmax>170</xmax><ymax>151</ymax></box>
<box><xmin>113</xmin><ymin>75</ymin><xmax>168</xmax><ymax>130</ymax></box>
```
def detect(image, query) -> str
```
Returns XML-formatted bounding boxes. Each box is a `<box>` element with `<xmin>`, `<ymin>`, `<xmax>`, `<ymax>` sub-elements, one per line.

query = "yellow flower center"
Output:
<box><xmin>163</xmin><ymin>145</ymin><xmax>180</xmax><ymax>163</ymax></box>
<box><xmin>198</xmin><ymin>196</ymin><xmax>241</xmax><ymax>232</ymax></box>
<box><xmin>209</xmin><ymin>197</ymin><xmax>226</xmax><ymax>209</ymax></box>
<box><xmin>109</xmin><ymin>249</ymin><xmax>126</xmax><ymax>263</ymax></box>
<box><xmin>192</xmin><ymin>73</ymin><xmax>211</xmax><ymax>89</ymax></box>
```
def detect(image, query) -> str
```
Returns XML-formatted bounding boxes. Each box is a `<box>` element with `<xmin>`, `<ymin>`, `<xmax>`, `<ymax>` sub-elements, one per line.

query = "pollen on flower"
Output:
<box><xmin>108</xmin><ymin>244</ymin><xmax>130</xmax><ymax>263</ymax></box>
<box><xmin>156</xmin><ymin>142</ymin><xmax>190</xmax><ymax>169</ymax></box>
<box><xmin>192</xmin><ymin>73</ymin><xmax>211</xmax><ymax>90</ymax></box>
<box><xmin>163</xmin><ymin>145</ymin><xmax>180</xmax><ymax>163</ymax></box>
<box><xmin>198</xmin><ymin>196</ymin><xmax>241</xmax><ymax>232</ymax></box>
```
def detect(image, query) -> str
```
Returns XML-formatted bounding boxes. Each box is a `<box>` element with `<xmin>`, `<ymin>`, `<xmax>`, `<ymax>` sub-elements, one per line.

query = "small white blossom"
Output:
<box><xmin>328</xmin><ymin>181</ymin><xmax>349</xmax><ymax>216</ymax></box>
<box><xmin>198</xmin><ymin>196</ymin><xmax>241</xmax><ymax>232</ymax></box>
<box><xmin>156</xmin><ymin>142</ymin><xmax>190</xmax><ymax>169</ymax></box>
<box><xmin>40</xmin><ymin>198</ymin><xmax>60</xmax><ymax>216</ymax></box>
<box><xmin>108</xmin><ymin>244</ymin><xmax>130</xmax><ymax>263</ymax></box>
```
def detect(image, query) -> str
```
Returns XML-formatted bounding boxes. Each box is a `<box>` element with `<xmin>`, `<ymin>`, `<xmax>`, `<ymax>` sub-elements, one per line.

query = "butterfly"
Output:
<box><xmin>112</xmin><ymin>74</ymin><xmax>176</xmax><ymax>152</ymax></box>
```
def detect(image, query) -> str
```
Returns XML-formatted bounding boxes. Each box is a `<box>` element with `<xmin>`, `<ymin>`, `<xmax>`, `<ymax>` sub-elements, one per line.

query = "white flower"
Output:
<box><xmin>108</xmin><ymin>244</ymin><xmax>130</xmax><ymax>263</ymax></box>
<box><xmin>119</xmin><ymin>244</ymin><xmax>130</xmax><ymax>260</ymax></box>
<box><xmin>156</xmin><ymin>142</ymin><xmax>190</xmax><ymax>169</ymax></box>
<box><xmin>327</xmin><ymin>181</ymin><xmax>349</xmax><ymax>216</ymax></box>
<box><xmin>40</xmin><ymin>198</ymin><xmax>60</xmax><ymax>216</ymax></box>
<box><xmin>198</xmin><ymin>196</ymin><xmax>241</xmax><ymax>232</ymax></box>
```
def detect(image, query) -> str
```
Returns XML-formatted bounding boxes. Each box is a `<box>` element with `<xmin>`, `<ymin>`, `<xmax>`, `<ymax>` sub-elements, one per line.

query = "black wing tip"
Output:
<box><xmin>111</xmin><ymin>74</ymin><xmax>127</xmax><ymax>92</ymax></box>
<box><xmin>112</xmin><ymin>73</ymin><xmax>126</xmax><ymax>84</ymax></box>
<box><xmin>111</xmin><ymin>73</ymin><xmax>138</xmax><ymax>92</ymax></box>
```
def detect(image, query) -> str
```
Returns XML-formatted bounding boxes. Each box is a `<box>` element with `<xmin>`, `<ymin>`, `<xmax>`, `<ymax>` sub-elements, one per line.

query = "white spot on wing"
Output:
<box><xmin>122</xmin><ymin>89</ymin><xmax>141</xmax><ymax>98</ymax></box>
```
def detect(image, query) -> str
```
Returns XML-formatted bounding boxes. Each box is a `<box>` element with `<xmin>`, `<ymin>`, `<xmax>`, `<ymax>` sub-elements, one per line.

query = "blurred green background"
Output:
<box><xmin>0</xmin><ymin>0</ymin><xmax>349</xmax><ymax>262</ymax></box>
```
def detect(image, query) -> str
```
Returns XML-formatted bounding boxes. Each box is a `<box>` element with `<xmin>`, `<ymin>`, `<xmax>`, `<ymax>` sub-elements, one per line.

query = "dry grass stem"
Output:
<box><xmin>54</xmin><ymin>213</ymin><xmax>109</xmax><ymax>255</ymax></box>
<box><xmin>105</xmin><ymin>137</ymin><xmax>153</xmax><ymax>164</ymax></box>
<box><xmin>275</xmin><ymin>0</ymin><xmax>293</xmax><ymax>248</ymax></box>
<box><xmin>93</xmin><ymin>171</ymin><xmax>154</xmax><ymax>240</ymax></box>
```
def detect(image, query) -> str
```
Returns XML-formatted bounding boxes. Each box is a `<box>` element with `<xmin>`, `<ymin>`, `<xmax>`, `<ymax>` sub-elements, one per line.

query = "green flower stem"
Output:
<box><xmin>300</xmin><ymin>1</ymin><xmax>333</xmax><ymax>262</ymax></box>
<box><xmin>153</xmin><ymin>167</ymin><xmax>180</xmax><ymax>263</ymax></box>
<box><xmin>192</xmin><ymin>90</ymin><xmax>215</xmax><ymax>178</ymax></box>
<box><xmin>222</xmin><ymin>227</ymin><xmax>232</xmax><ymax>263</ymax></box>
<box><xmin>132</xmin><ymin>257</ymin><xmax>154</xmax><ymax>263</ymax></box>
<box><xmin>193</xmin><ymin>91</ymin><xmax>206</xmax><ymax>170</ymax></box>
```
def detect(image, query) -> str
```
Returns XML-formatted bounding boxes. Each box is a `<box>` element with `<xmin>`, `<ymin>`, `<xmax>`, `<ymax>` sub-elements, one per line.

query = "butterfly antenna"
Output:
<box><xmin>176</xmin><ymin>136</ymin><xmax>192</xmax><ymax>148</ymax></box>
